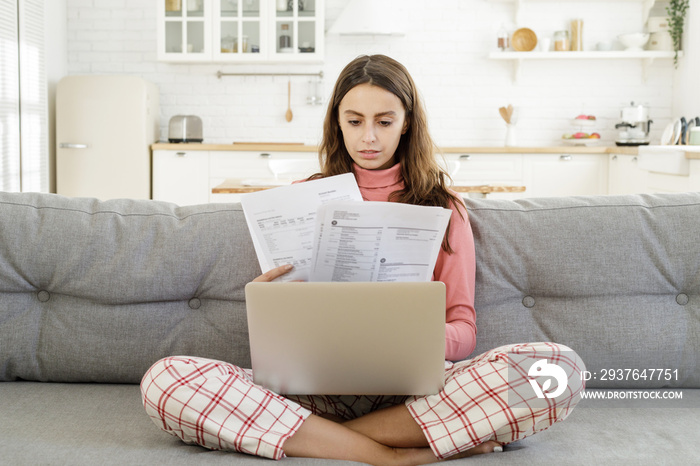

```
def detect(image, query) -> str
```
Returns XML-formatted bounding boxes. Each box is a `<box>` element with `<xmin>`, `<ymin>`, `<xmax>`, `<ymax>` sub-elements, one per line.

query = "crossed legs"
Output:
<box><xmin>284</xmin><ymin>405</ymin><xmax>500</xmax><ymax>466</ymax></box>
<box><xmin>142</xmin><ymin>343</ymin><xmax>584</xmax><ymax>463</ymax></box>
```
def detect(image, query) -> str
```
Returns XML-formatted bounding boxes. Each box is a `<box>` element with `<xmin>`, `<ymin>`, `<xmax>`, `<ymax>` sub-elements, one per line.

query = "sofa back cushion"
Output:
<box><xmin>0</xmin><ymin>193</ymin><xmax>260</xmax><ymax>383</ymax></box>
<box><xmin>464</xmin><ymin>193</ymin><xmax>700</xmax><ymax>388</ymax></box>
<box><xmin>2</xmin><ymin>192</ymin><xmax>699</xmax><ymax>388</ymax></box>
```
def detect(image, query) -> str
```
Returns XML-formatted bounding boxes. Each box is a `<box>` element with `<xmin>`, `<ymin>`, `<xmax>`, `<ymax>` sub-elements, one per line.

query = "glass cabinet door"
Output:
<box><xmin>161</xmin><ymin>0</ymin><xmax>211</xmax><ymax>60</ymax></box>
<box><xmin>216</xmin><ymin>0</ymin><xmax>265</xmax><ymax>60</ymax></box>
<box><xmin>158</xmin><ymin>0</ymin><xmax>322</xmax><ymax>62</ymax></box>
<box><xmin>272</xmin><ymin>0</ymin><xmax>322</xmax><ymax>60</ymax></box>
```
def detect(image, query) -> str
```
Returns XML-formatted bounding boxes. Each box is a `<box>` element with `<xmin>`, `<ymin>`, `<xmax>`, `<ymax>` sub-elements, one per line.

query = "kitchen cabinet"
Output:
<box><xmin>152</xmin><ymin>148</ymin><xmax>318</xmax><ymax>205</ymax></box>
<box><xmin>522</xmin><ymin>153</ymin><xmax>608</xmax><ymax>198</ymax></box>
<box><xmin>209</xmin><ymin>150</ymin><xmax>319</xmax><ymax>202</ymax></box>
<box><xmin>153</xmin><ymin>150</ymin><xmax>211</xmax><ymax>205</ymax></box>
<box><xmin>444</xmin><ymin>153</ymin><xmax>524</xmax><ymax>200</ymax></box>
<box><xmin>608</xmin><ymin>153</ymin><xmax>647</xmax><ymax>195</ymax></box>
<box><xmin>157</xmin><ymin>0</ymin><xmax>324</xmax><ymax>62</ymax></box>
<box><xmin>153</xmin><ymin>146</ymin><xmax>630</xmax><ymax>206</ymax></box>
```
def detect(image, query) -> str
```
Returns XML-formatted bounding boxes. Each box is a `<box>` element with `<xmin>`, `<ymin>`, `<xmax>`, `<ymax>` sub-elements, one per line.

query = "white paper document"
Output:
<box><xmin>241</xmin><ymin>173</ymin><xmax>363</xmax><ymax>281</ymax></box>
<box><xmin>241</xmin><ymin>174</ymin><xmax>452</xmax><ymax>282</ymax></box>
<box><xmin>310</xmin><ymin>201</ymin><xmax>451</xmax><ymax>282</ymax></box>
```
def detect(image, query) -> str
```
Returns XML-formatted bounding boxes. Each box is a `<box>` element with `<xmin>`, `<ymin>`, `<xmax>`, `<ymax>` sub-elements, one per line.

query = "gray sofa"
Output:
<box><xmin>1</xmin><ymin>191</ymin><xmax>698</xmax><ymax>465</ymax></box>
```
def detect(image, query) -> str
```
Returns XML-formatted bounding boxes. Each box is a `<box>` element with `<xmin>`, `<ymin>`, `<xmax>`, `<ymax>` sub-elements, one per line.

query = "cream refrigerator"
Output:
<box><xmin>56</xmin><ymin>75</ymin><xmax>159</xmax><ymax>200</ymax></box>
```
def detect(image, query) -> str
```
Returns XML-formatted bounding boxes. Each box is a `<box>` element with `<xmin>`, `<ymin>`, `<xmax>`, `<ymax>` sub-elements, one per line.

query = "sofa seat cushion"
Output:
<box><xmin>1</xmin><ymin>382</ymin><xmax>698</xmax><ymax>464</ymax></box>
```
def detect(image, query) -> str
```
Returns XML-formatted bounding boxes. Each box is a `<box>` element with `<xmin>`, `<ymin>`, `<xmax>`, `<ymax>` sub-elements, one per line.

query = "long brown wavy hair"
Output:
<box><xmin>314</xmin><ymin>54</ymin><xmax>465</xmax><ymax>253</ymax></box>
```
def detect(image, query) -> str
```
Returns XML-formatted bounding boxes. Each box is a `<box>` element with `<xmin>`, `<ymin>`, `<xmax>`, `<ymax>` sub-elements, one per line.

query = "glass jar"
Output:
<box><xmin>554</xmin><ymin>30</ymin><xmax>570</xmax><ymax>51</ymax></box>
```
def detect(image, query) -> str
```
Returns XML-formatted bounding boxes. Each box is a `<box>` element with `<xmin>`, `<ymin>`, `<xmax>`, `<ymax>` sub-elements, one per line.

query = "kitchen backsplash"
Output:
<box><xmin>67</xmin><ymin>0</ymin><xmax>676</xmax><ymax>147</ymax></box>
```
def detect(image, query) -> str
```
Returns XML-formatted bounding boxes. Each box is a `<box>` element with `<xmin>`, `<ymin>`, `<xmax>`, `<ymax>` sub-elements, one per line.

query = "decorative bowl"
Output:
<box><xmin>512</xmin><ymin>28</ymin><xmax>538</xmax><ymax>52</ymax></box>
<box><xmin>618</xmin><ymin>33</ymin><xmax>650</xmax><ymax>51</ymax></box>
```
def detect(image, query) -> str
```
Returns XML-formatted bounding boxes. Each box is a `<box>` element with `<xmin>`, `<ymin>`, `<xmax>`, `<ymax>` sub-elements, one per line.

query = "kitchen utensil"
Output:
<box><xmin>505</xmin><ymin>124</ymin><xmax>517</xmax><ymax>146</ymax></box>
<box><xmin>684</xmin><ymin>118</ymin><xmax>696</xmax><ymax>144</ymax></box>
<box><xmin>680</xmin><ymin>117</ymin><xmax>688</xmax><ymax>144</ymax></box>
<box><xmin>285</xmin><ymin>79</ymin><xmax>293</xmax><ymax>122</ymax></box>
<box><xmin>168</xmin><ymin>115</ymin><xmax>203</xmax><ymax>143</ymax></box>
<box><xmin>507</xmin><ymin>104</ymin><xmax>516</xmax><ymax>125</ymax></box>
<box><xmin>512</xmin><ymin>28</ymin><xmax>537</xmax><ymax>51</ymax></box>
<box><xmin>614</xmin><ymin>102</ymin><xmax>652</xmax><ymax>146</ymax></box>
<box><xmin>499</xmin><ymin>106</ymin><xmax>510</xmax><ymax>124</ymax></box>
<box><xmin>660</xmin><ymin>122</ymin><xmax>675</xmax><ymax>145</ymax></box>
<box><xmin>617</xmin><ymin>33</ymin><xmax>649</xmax><ymax>51</ymax></box>
<box><xmin>671</xmin><ymin>118</ymin><xmax>682</xmax><ymax>145</ymax></box>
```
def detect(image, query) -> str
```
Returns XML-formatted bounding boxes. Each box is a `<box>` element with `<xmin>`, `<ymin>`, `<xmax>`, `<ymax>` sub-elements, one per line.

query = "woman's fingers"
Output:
<box><xmin>252</xmin><ymin>264</ymin><xmax>294</xmax><ymax>282</ymax></box>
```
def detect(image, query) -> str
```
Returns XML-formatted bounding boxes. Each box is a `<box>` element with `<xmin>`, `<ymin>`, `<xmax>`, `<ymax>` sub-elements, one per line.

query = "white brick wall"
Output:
<box><xmin>66</xmin><ymin>0</ymin><xmax>680</xmax><ymax>147</ymax></box>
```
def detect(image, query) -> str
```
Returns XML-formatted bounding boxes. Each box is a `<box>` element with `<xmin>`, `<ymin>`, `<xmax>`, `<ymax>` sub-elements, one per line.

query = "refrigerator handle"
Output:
<box><xmin>59</xmin><ymin>143</ymin><xmax>89</xmax><ymax>149</ymax></box>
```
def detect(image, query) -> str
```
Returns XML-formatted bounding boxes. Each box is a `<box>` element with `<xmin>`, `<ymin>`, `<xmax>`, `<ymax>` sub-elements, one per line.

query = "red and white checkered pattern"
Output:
<box><xmin>141</xmin><ymin>342</ymin><xmax>584</xmax><ymax>460</ymax></box>
<box><xmin>141</xmin><ymin>357</ymin><xmax>311</xmax><ymax>459</ymax></box>
<box><xmin>406</xmin><ymin>342</ymin><xmax>585</xmax><ymax>459</ymax></box>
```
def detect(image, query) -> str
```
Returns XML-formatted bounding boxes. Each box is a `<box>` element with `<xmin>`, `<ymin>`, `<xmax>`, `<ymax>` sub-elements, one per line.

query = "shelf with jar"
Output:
<box><xmin>489</xmin><ymin>10</ymin><xmax>680</xmax><ymax>83</ymax></box>
<box><xmin>157</xmin><ymin>0</ymin><xmax>324</xmax><ymax>63</ymax></box>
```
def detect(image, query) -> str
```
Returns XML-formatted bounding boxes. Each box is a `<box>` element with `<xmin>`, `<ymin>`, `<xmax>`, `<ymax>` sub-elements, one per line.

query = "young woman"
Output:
<box><xmin>141</xmin><ymin>55</ymin><xmax>585</xmax><ymax>466</ymax></box>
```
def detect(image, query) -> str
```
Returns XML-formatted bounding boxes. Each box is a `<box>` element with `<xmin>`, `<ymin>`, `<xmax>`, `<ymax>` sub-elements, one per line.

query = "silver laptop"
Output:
<box><xmin>244</xmin><ymin>281</ymin><xmax>446</xmax><ymax>396</ymax></box>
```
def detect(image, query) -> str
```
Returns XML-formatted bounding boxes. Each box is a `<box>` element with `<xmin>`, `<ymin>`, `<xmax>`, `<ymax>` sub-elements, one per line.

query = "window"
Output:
<box><xmin>0</xmin><ymin>0</ymin><xmax>48</xmax><ymax>193</ymax></box>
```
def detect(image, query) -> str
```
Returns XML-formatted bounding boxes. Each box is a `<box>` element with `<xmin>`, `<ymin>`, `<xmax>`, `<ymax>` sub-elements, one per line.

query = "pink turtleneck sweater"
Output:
<box><xmin>352</xmin><ymin>163</ymin><xmax>477</xmax><ymax>361</ymax></box>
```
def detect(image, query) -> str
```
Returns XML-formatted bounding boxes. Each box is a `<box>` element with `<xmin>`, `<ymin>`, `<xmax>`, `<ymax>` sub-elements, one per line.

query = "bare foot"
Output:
<box><xmin>444</xmin><ymin>440</ymin><xmax>502</xmax><ymax>461</ymax></box>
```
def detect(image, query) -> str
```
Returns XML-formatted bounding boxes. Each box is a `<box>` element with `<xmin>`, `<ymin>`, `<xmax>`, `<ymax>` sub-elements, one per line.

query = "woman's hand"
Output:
<box><xmin>252</xmin><ymin>264</ymin><xmax>294</xmax><ymax>282</ymax></box>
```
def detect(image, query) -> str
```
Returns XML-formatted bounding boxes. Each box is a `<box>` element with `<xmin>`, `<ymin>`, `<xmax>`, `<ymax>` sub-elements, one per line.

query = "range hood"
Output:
<box><xmin>328</xmin><ymin>0</ymin><xmax>404</xmax><ymax>36</ymax></box>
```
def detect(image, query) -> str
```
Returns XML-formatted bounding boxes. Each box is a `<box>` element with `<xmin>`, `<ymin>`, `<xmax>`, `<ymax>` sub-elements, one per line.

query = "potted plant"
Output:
<box><xmin>666</xmin><ymin>0</ymin><xmax>690</xmax><ymax>67</ymax></box>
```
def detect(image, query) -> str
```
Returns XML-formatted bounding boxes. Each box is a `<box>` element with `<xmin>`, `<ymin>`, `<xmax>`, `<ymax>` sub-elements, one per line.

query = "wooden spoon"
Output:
<box><xmin>285</xmin><ymin>79</ymin><xmax>293</xmax><ymax>122</ymax></box>
<box><xmin>499</xmin><ymin>106</ymin><xmax>510</xmax><ymax>124</ymax></box>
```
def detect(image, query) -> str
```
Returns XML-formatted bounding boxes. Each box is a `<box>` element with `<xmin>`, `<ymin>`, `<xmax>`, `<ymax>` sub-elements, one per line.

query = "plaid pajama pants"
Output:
<box><xmin>141</xmin><ymin>342</ymin><xmax>585</xmax><ymax>460</ymax></box>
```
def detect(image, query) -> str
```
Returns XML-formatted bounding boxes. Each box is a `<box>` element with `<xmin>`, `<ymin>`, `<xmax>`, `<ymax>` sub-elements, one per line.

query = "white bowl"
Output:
<box><xmin>618</xmin><ymin>33</ymin><xmax>650</xmax><ymax>51</ymax></box>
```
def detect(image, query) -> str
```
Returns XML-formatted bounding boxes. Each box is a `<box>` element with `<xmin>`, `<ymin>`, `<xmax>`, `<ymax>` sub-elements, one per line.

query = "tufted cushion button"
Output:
<box><xmin>188</xmin><ymin>298</ymin><xmax>201</xmax><ymax>310</ymax></box>
<box><xmin>676</xmin><ymin>294</ymin><xmax>689</xmax><ymax>306</ymax></box>
<box><xmin>522</xmin><ymin>296</ymin><xmax>535</xmax><ymax>308</ymax></box>
<box><xmin>37</xmin><ymin>290</ymin><xmax>51</xmax><ymax>302</ymax></box>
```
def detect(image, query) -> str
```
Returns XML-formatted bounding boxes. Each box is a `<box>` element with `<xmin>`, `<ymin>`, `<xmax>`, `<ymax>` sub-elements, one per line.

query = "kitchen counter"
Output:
<box><xmin>151</xmin><ymin>142</ymin><xmax>642</xmax><ymax>155</ymax></box>
<box><xmin>212</xmin><ymin>179</ymin><xmax>526</xmax><ymax>196</ymax></box>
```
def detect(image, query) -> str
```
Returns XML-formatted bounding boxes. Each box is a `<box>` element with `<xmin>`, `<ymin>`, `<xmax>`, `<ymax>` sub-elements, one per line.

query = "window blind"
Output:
<box><xmin>0</xmin><ymin>0</ymin><xmax>21</xmax><ymax>192</ymax></box>
<box><xmin>0</xmin><ymin>0</ymin><xmax>48</xmax><ymax>193</ymax></box>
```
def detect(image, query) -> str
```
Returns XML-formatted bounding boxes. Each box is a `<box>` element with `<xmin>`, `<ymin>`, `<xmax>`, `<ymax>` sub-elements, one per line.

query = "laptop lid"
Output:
<box><xmin>244</xmin><ymin>281</ymin><xmax>446</xmax><ymax>396</ymax></box>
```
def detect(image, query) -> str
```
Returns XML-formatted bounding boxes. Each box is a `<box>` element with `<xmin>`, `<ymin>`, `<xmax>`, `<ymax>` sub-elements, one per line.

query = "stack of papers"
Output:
<box><xmin>241</xmin><ymin>173</ymin><xmax>451</xmax><ymax>282</ymax></box>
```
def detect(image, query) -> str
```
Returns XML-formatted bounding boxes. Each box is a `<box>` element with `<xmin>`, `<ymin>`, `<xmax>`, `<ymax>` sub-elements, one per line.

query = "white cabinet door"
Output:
<box><xmin>153</xmin><ymin>150</ymin><xmax>210</xmax><ymax>205</ymax></box>
<box><xmin>608</xmin><ymin>154</ymin><xmax>648</xmax><ymax>195</ymax></box>
<box><xmin>158</xmin><ymin>0</ymin><xmax>213</xmax><ymax>62</ymax></box>
<box><xmin>523</xmin><ymin>153</ymin><xmax>608</xmax><ymax>198</ymax></box>
<box><xmin>268</xmin><ymin>0</ymin><xmax>324</xmax><ymax>62</ymax></box>
<box><xmin>445</xmin><ymin>153</ymin><xmax>523</xmax><ymax>184</ymax></box>
<box><xmin>443</xmin><ymin>153</ymin><xmax>526</xmax><ymax>200</ymax></box>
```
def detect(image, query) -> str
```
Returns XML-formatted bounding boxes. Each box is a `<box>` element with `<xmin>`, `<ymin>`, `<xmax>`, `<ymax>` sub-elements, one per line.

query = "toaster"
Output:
<box><xmin>168</xmin><ymin>115</ymin><xmax>203</xmax><ymax>143</ymax></box>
